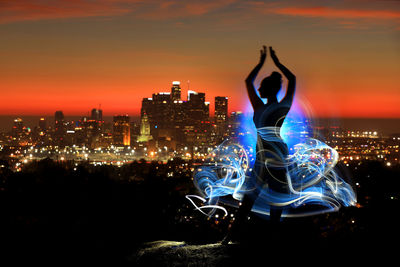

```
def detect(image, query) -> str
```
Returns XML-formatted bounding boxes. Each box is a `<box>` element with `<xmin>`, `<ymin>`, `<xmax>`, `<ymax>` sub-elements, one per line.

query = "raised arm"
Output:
<box><xmin>245</xmin><ymin>46</ymin><xmax>266</xmax><ymax>110</ymax></box>
<box><xmin>269</xmin><ymin>47</ymin><xmax>296</xmax><ymax>105</ymax></box>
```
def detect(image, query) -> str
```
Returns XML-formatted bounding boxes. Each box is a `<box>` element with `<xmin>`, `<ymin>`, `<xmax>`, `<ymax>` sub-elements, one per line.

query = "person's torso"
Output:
<box><xmin>253</xmin><ymin>102</ymin><xmax>290</xmax><ymax>157</ymax></box>
<box><xmin>253</xmin><ymin>102</ymin><xmax>290</xmax><ymax>129</ymax></box>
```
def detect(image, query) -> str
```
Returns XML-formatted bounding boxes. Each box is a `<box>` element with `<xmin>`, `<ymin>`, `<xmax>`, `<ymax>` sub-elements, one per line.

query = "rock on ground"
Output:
<box><xmin>130</xmin><ymin>240</ymin><xmax>243</xmax><ymax>266</ymax></box>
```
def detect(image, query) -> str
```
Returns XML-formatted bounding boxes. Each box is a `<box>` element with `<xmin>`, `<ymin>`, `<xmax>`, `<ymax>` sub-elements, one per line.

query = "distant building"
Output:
<box><xmin>12</xmin><ymin>118</ymin><xmax>23</xmax><ymax>137</ymax></box>
<box><xmin>55</xmin><ymin>111</ymin><xmax>64</xmax><ymax>124</ymax></box>
<box><xmin>10</xmin><ymin>118</ymin><xmax>31</xmax><ymax>146</ymax></box>
<box><xmin>141</xmin><ymin>97</ymin><xmax>154</xmax><ymax>130</ymax></box>
<box><xmin>215</xmin><ymin>96</ymin><xmax>228</xmax><ymax>124</ymax></box>
<box><xmin>113</xmin><ymin>115</ymin><xmax>130</xmax><ymax>146</ymax></box>
<box><xmin>171</xmin><ymin>81</ymin><xmax>181</xmax><ymax>101</ymax></box>
<box><xmin>171</xmin><ymin>100</ymin><xmax>187</xmax><ymax>142</ymax></box>
<box><xmin>139</xmin><ymin>81</ymin><xmax>213</xmax><ymax>147</ymax></box>
<box><xmin>90</xmin><ymin>108</ymin><xmax>104</xmax><ymax>141</ymax></box>
<box><xmin>152</xmin><ymin>92</ymin><xmax>172</xmax><ymax>132</ymax></box>
<box><xmin>141</xmin><ymin>88</ymin><xmax>175</xmax><ymax>140</ymax></box>
<box><xmin>137</xmin><ymin>113</ymin><xmax>153</xmax><ymax>142</ymax></box>
<box><xmin>74</xmin><ymin>114</ymin><xmax>102</xmax><ymax>148</ymax></box>
<box><xmin>230</xmin><ymin>111</ymin><xmax>243</xmax><ymax>123</ymax></box>
<box><xmin>229</xmin><ymin>111</ymin><xmax>244</xmax><ymax>137</ymax></box>
<box><xmin>38</xmin><ymin>117</ymin><xmax>46</xmax><ymax>131</ymax></box>
<box><xmin>187</xmin><ymin>91</ymin><xmax>209</xmax><ymax>123</ymax></box>
<box><xmin>54</xmin><ymin>111</ymin><xmax>65</xmax><ymax>144</ymax></box>
<box><xmin>91</xmin><ymin>108</ymin><xmax>103</xmax><ymax>121</ymax></box>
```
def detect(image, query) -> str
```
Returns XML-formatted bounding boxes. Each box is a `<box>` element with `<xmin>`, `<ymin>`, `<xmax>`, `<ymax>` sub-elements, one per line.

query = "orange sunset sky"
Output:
<box><xmin>0</xmin><ymin>0</ymin><xmax>399</xmax><ymax>118</ymax></box>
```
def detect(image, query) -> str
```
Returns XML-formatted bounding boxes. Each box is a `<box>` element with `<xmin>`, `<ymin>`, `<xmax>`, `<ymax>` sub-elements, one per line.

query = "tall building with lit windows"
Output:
<box><xmin>141</xmin><ymin>97</ymin><xmax>154</xmax><ymax>123</ymax></box>
<box><xmin>137</xmin><ymin>113</ymin><xmax>153</xmax><ymax>142</ymax></box>
<box><xmin>90</xmin><ymin>108</ymin><xmax>104</xmax><ymax>140</ymax></box>
<box><xmin>113</xmin><ymin>115</ymin><xmax>130</xmax><ymax>146</ymax></box>
<box><xmin>38</xmin><ymin>117</ymin><xmax>46</xmax><ymax>131</ymax></box>
<box><xmin>54</xmin><ymin>110</ymin><xmax>65</xmax><ymax>144</ymax></box>
<box><xmin>171</xmin><ymin>81</ymin><xmax>181</xmax><ymax>101</ymax></box>
<box><xmin>152</xmin><ymin>92</ymin><xmax>172</xmax><ymax>130</ymax></box>
<box><xmin>187</xmin><ymin>91</ymin><xmax>209</xmax><ymax>123</ymax></box>
<box><xmin>11</xmin><ymin>118</ymin><xmax>24</xmax><ymax>137</ymax></box>
<box><xmin>139</xmin><ymin>81</ymin><xmax>213</xmax><ymax>146</ymax></box>
<box><xmin>215</xmin><ymin>96</ymin><xmax>228</xmax><ymax>124</ymax></box>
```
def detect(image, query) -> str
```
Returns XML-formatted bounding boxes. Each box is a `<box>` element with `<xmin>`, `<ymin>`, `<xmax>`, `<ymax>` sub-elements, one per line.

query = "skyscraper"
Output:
<box><xmin>54</xmin><ymin>111</ymin><xmax>65</xmax><ymax>144</ymax></box>
<box><xmin>137</xmin><ymin>113</ymin><xmax>153</xmax><ymax>142</ymax></box>
<box><xmin>152</xmin><ymin>92</ymin><xmax>172</xmax><ymax>130</ymax></box>
<box><xmin>12</xmin><ymin>118</ymin><xmax>23</xmax><ymax>137</ymax></box>
<box><xmin>139</xmin><ymin>82</ymin><xmax>213</xmax><ymax>147</ymax></box>
<box><xmin>90</xmin><ymin>108</ymin><xmax>103</xmax><ymax>141</ymax></box>
<box><xmin>171</xmin><ymin>100</ymin><xmax>188</xmax><ymax>141</ymax></box>
<box><xmin>38</xmin><ymin>117</ymin><xmax>46</xmax><ymax>131</ymax></box>
<box><xmin>55</xmin><ymin>111</ymin><xmax>64</xmax><ymax>124</ymax></box>
<box><xmin>113</xmin><ymin>115</ymin><xmax>130</xmax><ymax>146</ymax></box>
<box><xmin>141</xmin><ymin>91</ymin><xmax>174</xmax><ymax>141</ymax></box>
<box><xmin>215</xmin><ymin>96</ymin><xmax>228</xmax><ymax>124</ymax></box>
<box><xmin>91</xmin><ymin>108</ymin><xmax>103</xmax><ymax>121</ymax></box>
<box><xmin>171</xmin><ymin>81</ymin><xmax>181</xmax><ymax>101</ymax></box>
<box><xmin>187</xmin><ymin>91</ymin><xmax>209</xmax><ymax>123</ymax></box>
<box><xmin>229</xmin><ymin>111</ymin><xmax>243</xmax><ymax>137</ymax></box>
<box><xmin>141</xmin><ymin>97</ymin><xmax>154</xmax><ymax>130</ymax></box>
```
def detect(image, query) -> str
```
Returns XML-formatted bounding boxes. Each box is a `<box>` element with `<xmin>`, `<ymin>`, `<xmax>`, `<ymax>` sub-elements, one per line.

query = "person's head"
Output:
<box><xmin>258</xmin><ymin>71</ymin><xmax>282</xmax><ymax>99</ymax></box>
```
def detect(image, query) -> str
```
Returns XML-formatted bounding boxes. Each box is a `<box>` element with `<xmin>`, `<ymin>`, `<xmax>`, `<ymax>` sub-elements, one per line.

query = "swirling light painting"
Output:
<box><xmin>187</xmin><ymin>98</ymin><xmax>356</xmax><ymax>218</ymax></box>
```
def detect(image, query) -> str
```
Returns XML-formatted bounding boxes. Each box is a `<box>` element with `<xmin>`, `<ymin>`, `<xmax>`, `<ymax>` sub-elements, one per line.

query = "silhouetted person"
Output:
<box><xmin>222</xmin><ymin>45</ymin><xmax>296</xmax><ymax>244</ymax></box>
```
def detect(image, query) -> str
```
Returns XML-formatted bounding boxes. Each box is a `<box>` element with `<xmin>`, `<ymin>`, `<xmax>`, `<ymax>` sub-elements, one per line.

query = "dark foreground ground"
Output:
<box><xmin>1</xmin><ymin>159</ymin><xmax>399</xmax><ymax>265</ymax></box>
<box><xmin>131</xmin><ymin>214</ymin><xmax>398</xmax><ymax>266</ymax></box>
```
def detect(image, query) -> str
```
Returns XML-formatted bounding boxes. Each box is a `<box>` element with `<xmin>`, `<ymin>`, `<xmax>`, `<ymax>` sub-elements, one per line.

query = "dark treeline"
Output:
<box><xmin>1</xmin><ymin>158</ymin><xmax>399</xmax><ymax>264</ymax></box>
<box><xmin>0</xmin><ymin>158</ymin><xmax>199</xmax><ymax>265</ymax></box>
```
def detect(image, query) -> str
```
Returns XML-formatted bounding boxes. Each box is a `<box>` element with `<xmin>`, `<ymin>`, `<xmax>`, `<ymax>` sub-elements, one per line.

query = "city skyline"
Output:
<box><xmin>1</xmin><ymin>0</ymin><xmax>399</xmax><ymax>118</ymax></box>
<box><xmin>0</xmin><ymin>81</ymin><xmax>236</xmax><ymax>158</ymax></box>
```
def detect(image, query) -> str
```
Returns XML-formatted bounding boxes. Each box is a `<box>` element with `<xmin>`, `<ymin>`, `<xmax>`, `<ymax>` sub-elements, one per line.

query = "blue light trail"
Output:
<box><xmin>187</xmin><ymin>99</ymin><xmax>357</xmax><ymax>218</ymax></box>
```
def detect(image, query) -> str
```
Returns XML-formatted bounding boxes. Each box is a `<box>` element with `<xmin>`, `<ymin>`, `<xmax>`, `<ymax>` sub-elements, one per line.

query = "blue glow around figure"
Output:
<box><xmin>187</xmin><ymin>98</ymin><xmax>356</xmax><ymax>218</ymax></box>
<box><xmin>187</xmin><ymin>46</ymin><xmax>356</xmax><ymax>220</ymax></box>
